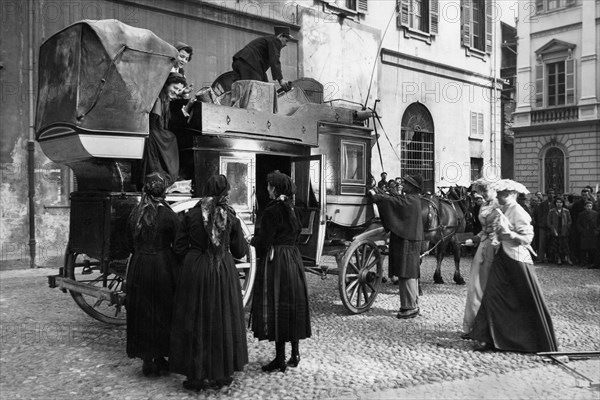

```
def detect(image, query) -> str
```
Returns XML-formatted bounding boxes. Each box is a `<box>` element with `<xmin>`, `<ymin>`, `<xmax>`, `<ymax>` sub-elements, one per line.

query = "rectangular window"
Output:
<box><xmin>220</xmin><ymin>156</ymin><xmax>254</xmax><ymax>211</ymax></box>
<box><xmin>397</xmin><ymin>0</ymin><xmax>438</xmax><ymax>37</ymax></box>
<box><xmin>536</xmin><ymin>0</ymin><xmax>577</xmax><ymax>14</ymax></box>
<box><xmin>470</xmin><ymin>111</ymin><xmax>484</xmax><ymax>138</ymax></box>
<box><xmin>537</xmin><ymin>58</ymin><xmax>575</xmax><ymax>108</ymax></box>
<box><xmin>461</xmin><ymin>0</ymin><xmax>492</xmax><ymax>55</ymax></box>
<box><xmin>323</xmin><ymin>0</ymin><xmax>368</xmax><ymax>14</ymax></box>
<box><xmin>471</xmin><ymin>0</ymin><xmax>485</xmax><ymax>51</ymax></box>
<box><xmin>547</xmin><ymin>61</ymin><xmax>566</xmax><ymax>106</ymax></box>
<box><xmin>341</xmin><ymin>140</ymin><xmax>365</xmax><ymax>185</ymax></box>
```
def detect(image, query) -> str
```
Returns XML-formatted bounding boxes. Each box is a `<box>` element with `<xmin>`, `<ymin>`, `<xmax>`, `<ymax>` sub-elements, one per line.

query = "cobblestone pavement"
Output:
<box><xmin>1</xmin><ymin>256</ymin><xmax>599</xmax><ymax>399</ymax></box>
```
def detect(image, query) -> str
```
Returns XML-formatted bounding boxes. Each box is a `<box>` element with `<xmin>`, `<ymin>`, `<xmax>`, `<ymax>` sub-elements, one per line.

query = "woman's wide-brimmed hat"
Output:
<box><xmin>471</xmin><ymin>178</ymin><xmax>493</xmax><ymax>191</ymax></box>
<box><xmin>491</xmin><ymin>179</ymin><xmax>529</xmax><ymax>194</ymax></box>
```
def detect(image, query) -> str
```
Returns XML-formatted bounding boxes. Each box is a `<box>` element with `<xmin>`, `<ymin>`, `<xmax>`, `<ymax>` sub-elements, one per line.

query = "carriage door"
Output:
<box><xmin>291</xmin><ymin>155</ymin><xmax>325</xmax><ymax>266</ymax></box>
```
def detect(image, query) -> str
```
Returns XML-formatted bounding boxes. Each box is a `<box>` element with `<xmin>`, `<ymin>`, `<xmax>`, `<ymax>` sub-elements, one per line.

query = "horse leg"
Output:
<box><xmin>433</xmin><ymin>242</ymin><xmax>446</xmax><ymax>284</ymax></box>
<box><xmin>451</xmin><ymin>236</ymin><xmax>466</xmax><ymax>285</ymax></box>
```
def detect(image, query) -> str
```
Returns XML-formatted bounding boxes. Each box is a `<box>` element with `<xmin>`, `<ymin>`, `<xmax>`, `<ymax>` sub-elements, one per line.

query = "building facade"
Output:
<box><xmin>0</xmin><ymin>0</ymin><xmax>503</xmax><ymax>266</ymax></box>
<box><xmin>512</xmin><ymin>0</ymin><xmax>600</xmax><ymax>194</ymax></box>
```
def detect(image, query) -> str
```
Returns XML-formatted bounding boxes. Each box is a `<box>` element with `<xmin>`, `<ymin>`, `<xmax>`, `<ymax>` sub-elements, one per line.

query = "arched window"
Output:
<box><xmin>400</xmin><ymin>102</ymin><xmax>435</xmax><ymax>192</ymax></box>
<box><xmin>544</xmin><ymin>147</ymin><xmax>565</xmax><ymax>193</ymax></box>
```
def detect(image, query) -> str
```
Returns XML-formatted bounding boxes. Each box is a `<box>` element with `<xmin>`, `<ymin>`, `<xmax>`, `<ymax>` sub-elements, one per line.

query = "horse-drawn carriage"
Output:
<box><xmin>37</xmin><ymin>20</ymin><xmax>393</xmax><ymax>325</ymax></box>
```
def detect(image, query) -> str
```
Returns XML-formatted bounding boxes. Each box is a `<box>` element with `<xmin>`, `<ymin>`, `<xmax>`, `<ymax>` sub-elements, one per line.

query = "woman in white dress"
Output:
<box><xmin>462</xmin><ymin>180</ymin><xmax>499</xmax><ymax>338</ymax></box>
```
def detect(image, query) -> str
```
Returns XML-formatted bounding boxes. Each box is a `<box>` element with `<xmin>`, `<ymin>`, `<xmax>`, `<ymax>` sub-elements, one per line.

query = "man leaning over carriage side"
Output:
<box><xmin>369</xmin><ymin>174</ymin><xmax>425</xmax><ymax>319</ymax></box>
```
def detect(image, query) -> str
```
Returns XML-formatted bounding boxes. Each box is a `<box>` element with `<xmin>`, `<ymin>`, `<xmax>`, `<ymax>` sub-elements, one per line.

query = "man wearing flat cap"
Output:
<box><xmin>232</xmin><ymin>26</ymin><xmax>294</xmax><ymax>91</ymax></box>
<box><xmin>370</xmin><ymin>173</ymin><xmax>425</xmax><ymax>319</ymax></box>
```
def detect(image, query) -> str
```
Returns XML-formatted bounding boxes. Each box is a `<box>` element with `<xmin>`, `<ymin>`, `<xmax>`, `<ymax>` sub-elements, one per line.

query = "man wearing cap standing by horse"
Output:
<box><xmin>232</xmin><ymin>26</ymin><xmax>294</xmax><ymax>92</ymax></box>
<box><xmin>370</xmin><ymin>174</ymin><xmax>425</xmax><ymax>319</ymax></box>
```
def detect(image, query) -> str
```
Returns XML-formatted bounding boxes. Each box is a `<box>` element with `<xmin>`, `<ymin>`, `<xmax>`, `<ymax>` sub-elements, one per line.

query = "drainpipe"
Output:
<box><xmin>28</xmin><ymin>0</ymin><xmax>36</xmax><ymax>268</ymax></box>
<box><xmin>490</xmin><ymin>17</ymin><xmax>497</xmax><ymax>178</ymax></box>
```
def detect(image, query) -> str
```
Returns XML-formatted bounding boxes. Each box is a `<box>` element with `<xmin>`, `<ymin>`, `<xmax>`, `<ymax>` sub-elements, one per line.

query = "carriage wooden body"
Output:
<box><xmin>37</xmin><ymin>20</ymin><xmax>387</xmax><ymax>325</ymax></box>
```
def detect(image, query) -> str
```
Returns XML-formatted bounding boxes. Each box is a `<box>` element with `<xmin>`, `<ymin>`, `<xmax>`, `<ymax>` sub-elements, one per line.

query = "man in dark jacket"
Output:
<box><xmin>232</xmin><ymin>26</ymin><xmax>293</xmax><ymax>91</ymax></box>
<box><xmin>370</xmin><ymin>174</ymin><xmax>425</xmax><ymax>319</ymax></box>
<box><xmin>535</xmin><ymin>189</ymin><xmax>555</xmax><ymax>262</ymax></box>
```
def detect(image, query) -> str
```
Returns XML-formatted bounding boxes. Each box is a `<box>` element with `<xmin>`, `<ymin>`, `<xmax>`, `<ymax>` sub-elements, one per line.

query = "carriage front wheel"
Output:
<box><xmin>338</xmin><ymin>239</ymin><xmax>383</xmax><ymax>314</ymax></box>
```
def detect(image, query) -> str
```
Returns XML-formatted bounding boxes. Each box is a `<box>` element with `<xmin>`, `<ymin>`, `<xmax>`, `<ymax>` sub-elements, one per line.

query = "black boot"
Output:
<box><xmin>262</xmin><ymin>341</ymin><xmax>287</xmax><ymax>373</ymax></box>
<box><xmin>287</xmin><ymin>340</ymin><xmax>301</xmax><ymax>367</ymax></box>
<box><xmin>154</xmin><ymin>356</ymin><xmax>170</xmax><ymax>375</ymax></box>
<box><xmin>142</xmin><ymin>358</ymin><xmax>159</xmax><ymax>377</ymax></box>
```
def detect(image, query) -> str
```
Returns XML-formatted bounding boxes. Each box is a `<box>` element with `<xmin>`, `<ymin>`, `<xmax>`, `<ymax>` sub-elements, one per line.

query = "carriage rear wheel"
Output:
<box><xmin>338</xmin><ymin>239</ymin><xmax>383</xmax><ymax>314</ymax></box>
<box><xmin>65</xmin><ymin>252</ymin><xmax>127</xmax><ymax>325</ymax></box>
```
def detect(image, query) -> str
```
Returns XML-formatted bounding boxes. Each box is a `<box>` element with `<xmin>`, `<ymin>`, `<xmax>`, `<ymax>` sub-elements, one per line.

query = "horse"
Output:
<box><xmin>420</xmin><ymin>185</ymin><xmax>475</xmax><ymax>285</ymax></box>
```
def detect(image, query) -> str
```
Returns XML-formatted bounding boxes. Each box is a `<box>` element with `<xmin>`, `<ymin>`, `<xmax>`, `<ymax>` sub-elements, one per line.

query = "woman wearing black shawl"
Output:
<box><xmin>126</xmin><ymin>172</ymin><xmax>181</xmax><ymax>377</ymax></box>
<box><xmin>250</xmin><ymin>171</ymin><xmax>312</xmax><ymax>373</ymax></box>
<box><xmin>170</xmin><ymin>175</ymin><xmax>249</xmax><ymax>391</ymax></box>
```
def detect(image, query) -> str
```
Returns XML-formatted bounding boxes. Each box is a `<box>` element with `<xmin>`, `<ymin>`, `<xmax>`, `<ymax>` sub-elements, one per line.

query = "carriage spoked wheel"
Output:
<box><xmin>236</xmin><ymin>216</ymin><xmax>257</xmax><ymax>307</ymax></box>
<box><xmin>65</xmin><ymin>252</ymin><xmax>127</xmax><ymax>325</ymax></box>
<box><xmin>338</xmin><ymin>238</ymin><xmax>383</xmax><ymax>314</ymax></box>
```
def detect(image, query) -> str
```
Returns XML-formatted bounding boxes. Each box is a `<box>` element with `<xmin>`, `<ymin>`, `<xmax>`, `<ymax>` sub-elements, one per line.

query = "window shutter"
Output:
<box><xmin>358</xmin><ymin>0</ymin><xmax>368</xmax><ymax>12</ymax></box>
<box><xmin>565</xmin><ymin>58</ymin><xmax>575</xmax><ymax>105</ymax></box>
<box><xmin>430</xmin><ymin>0</ymin><xmax>439</xmax><ymax>35</ymax></box>
<box><xmin>477</xmin><ymin>113</ymin><xmax>484</xmax><ymax>136</ymax></box>
<box><xmin>535</xmin><ymin>63</ymin><xmax>544</xmax><ymax>108</ymax></box>
<box><xmin>470</xmin><ymin>111</ymin><xmax>478</xmax><ymax>136</ymax></box>
<box><xmin>461</xmin><ymin>0</ymin><xmax>471</xmax><ymax>48</ymax></box>
<box><xmin>535</xmin><ymin>0</ymin><xmax>544</xmax><ymax>13</ymax></box>
<box><xmin>397</xmin><ymin>0</ymin><xmax>410</xmax><ymax>28</ymax></box>
<box><xmin>485</xmin><ymin>0</ymin><xmax>493</xmax><ymax>54</ymax></box>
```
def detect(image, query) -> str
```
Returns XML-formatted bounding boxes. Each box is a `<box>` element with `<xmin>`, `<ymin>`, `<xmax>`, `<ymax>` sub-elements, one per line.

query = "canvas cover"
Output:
<box><xmin>35</xmin><ymin>19</ymin><xmax>177</xmax><ymax>140</ymax></box>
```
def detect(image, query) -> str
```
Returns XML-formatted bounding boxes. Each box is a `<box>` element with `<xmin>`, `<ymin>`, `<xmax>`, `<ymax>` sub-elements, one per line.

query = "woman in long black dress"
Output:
<box><xmin>250</xmin><ymin>171</ymin><xmax>311</xmax><ymax>373</ymax></box>
<box><xmin>471</xmin><ymin>179</ymin><xmax>557</xmax><ymax>353</ymax></box>
<box><xmin>139</xmin><ymin>72</ymin><xmax>186</xmax><ymax>186</ymax></box>
<box><xmin>170</xmin><ymin>175</ymin><xmax>249</xmax><ymax>391</ymax></box>
<box><xmin>126</xmin><ymin>172</ymin><xmax>180</xmax><ymax>376</ymax></box>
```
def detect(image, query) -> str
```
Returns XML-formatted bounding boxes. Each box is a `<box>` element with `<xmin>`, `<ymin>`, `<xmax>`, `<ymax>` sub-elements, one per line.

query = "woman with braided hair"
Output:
<box><xmin>126</xmin><ymin>172</ymin><xmax>181</xmax><ymax>377</ymax></box>
<box><xmin>170</xmin><ymin>175</ymin><xmax>249</xmax><ymax>391</ymax></box>
<box><xmin>250</xmin><ymin>170</ymin><xmax>312</xmax><ymax>373</ymax></box>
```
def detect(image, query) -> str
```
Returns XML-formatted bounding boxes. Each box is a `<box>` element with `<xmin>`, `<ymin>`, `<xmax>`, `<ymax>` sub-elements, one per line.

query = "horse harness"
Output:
<box><xmin>420</xmin><ymin>195</ymin><xmax>464</xmax><ymax>258</ymax></box>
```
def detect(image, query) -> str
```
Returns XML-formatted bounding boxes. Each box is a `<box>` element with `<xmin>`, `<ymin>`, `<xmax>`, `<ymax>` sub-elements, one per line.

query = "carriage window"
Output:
<box><xmin>341</xmin><ymin>141</ymin><xmax>365</xmax><ymax>185</ymax></box>
<box><xmin>220</xmin><ymin>156</ymin><xmax>254</xmax><ymax>211</ymax></box>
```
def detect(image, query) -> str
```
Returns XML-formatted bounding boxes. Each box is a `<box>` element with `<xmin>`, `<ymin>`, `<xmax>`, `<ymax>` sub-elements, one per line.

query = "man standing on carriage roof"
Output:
<box><xmin>369</xmin><ymin>174</ymin><xmax>425</xmax><ymax>319</ymax></box>
<box><xmin>232</xmin><ymin>26</ymin><xmax>293</xmax><ymax>91</ymax></box>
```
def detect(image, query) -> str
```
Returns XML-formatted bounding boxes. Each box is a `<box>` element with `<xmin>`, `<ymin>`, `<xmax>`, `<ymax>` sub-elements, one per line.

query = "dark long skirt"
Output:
<box><xmin>126</xmin><ymin>249</ymin><xmax>176</xmax><ymax>360</ymax></box>
<box><xmin>471</xmin><ymin>247</ymin><xmax>558</xmax><ymax>353</ymax></box>
<box><xmin>549</xmin><ymin>235</ymin><xmax>570</xmax><ymax>262</ymax></box>
<box><xmin>170</xmin><ymin>250</ymin><xmax>248</xmax><ymax>381</ymax></box>
<box><xmin>251</xmin><ymin>245</ymin><xmax>311</xmax><ymax>342</ymax></box>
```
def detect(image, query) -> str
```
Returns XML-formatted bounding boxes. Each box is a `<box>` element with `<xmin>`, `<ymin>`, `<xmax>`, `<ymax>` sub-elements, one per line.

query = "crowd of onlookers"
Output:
<box><xmin>508</xmin><ymin>186</ymin><xmax>599</xmax><ymax>268</ymax></box>
<box><xmin>373</xmin><ymin>172</ymin><xmax>600</xmax><ymax>269</ymax></box>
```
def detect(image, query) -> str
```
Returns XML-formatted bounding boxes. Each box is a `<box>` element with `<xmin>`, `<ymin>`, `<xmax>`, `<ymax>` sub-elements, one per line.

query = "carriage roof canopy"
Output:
<box><xmin>35</xmin><ymin>19</ymin><xmax>177</xmax><ymax>149</ymax></box>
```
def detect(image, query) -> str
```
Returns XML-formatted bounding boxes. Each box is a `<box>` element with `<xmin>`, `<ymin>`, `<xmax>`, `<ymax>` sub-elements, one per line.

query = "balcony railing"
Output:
<box><xmin>531</xmin><ymin>106</ymin><xmax>579</xmax><ymax>124</ymax></box>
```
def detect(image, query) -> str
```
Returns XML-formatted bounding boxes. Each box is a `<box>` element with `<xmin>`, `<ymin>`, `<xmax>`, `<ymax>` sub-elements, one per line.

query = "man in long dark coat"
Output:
<box><xmin>370</xmin><ymin>174</ymin><xmax>425</xmax><ymax>319</ymax></box>
<box><xmin>232</xmin><ymin>26</ymin><xmax>293</xmax><ymax>91</ymax></box>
